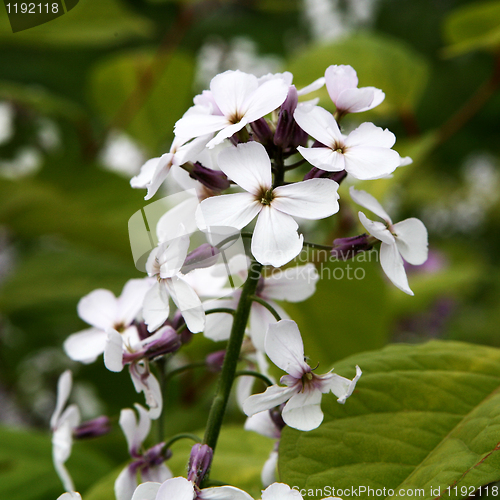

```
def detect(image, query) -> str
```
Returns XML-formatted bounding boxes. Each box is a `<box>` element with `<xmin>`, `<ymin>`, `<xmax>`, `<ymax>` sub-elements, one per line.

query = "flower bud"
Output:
<box><xmin>182</xmin><ymin>243</ymin><xmax>220</xmax><ymax>274</ymax></box>
<box><xmin>274</xmin><ymin>86</ymin><xmax>299</xmax><ymax>150</ymax></box>
<box><xmin>304</xmin><ymin>167</ymin><xmax>347</xmax><ymax>185</ymax></box>
<box><xmin>206</xmin><ymin>350</ymin><xmax>226</xmax><ymax>372</ymax></box>
<box><xmin>74</xmin><ymin>416</ymin><xmax>111</xmax><ymax>439</ymax></box>
<box><xmin>189</xmin><ymin>162</ymin><xmax>230</xmax><ymax>193</ymax></box>
<box><xmin>187</xmin><ymin>443</ymin><xmax>213</xmax><ymax>486</ymax></box>
<box><xmin>250</xmin><ymin>118</ymin><xmax>273</xmax><ymax>145</ymax></box>
<box><xmin>331</xmin><ymin>233</ymin><xmax>372</xmax><ymax>260</ymax></box>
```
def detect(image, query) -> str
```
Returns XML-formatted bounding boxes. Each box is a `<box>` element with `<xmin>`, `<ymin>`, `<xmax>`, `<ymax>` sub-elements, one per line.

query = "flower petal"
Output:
<box><xmin>261</xmin><ymin>263</ymin><xmax>319</xmax><ymax>302</ymax></box>
<box><xmin>104</xmin><ymin>329</ymin><xmax>124</xmax><ymax>373</ymax></box>
<box><xmin>118</xmin><ymin>279</ymin><xmax>155</xmax><ymax>326</ymax></box>
<box><xmin>156</xmin><ymin>477</ymin><xmax>195</xmax><ymax>500</ymax></box>
<box><xmin>252</xmin><ymin>207</ymin><xmax>303</xmax><ymax>267</ymax></box>
<box><xmin>50</xmin><ymin>370</ymin><xmax>72</xmax><ymax>429</ymax></box>
<box><xmin>265</xmin><ymin>319</ymin><xmax>308</xmax><ymax>378</ymax></box>
<box><xmin>380</xmin><ymin>241</ymin><xmax>413</xmax><ymax>295</ymax></box>
<box><xmin>165</xmin><ymin>276</ymin><xmax>205</xmax><ymax>333</ymax></box>
<box><xmin>328</xmin><ymin>365</ymin><xmax>362</xmax><ymax>403</ymax></box>
<box><xmin>262</xmin><ymin>482</ymin><xmax>303</xmax><ymax>500</ymax></box>
<box><xmin>294</xmin><ymin>105</ymin><xmax>341</xmax><ymax>147</ymax></box>
<box><xmin>217</xmin><ymin>142</ymin><xmax>272</xmax><ymax>194</ymax></box>
<box><xmin>273</xmin><ymin>178</ymin><xmax>340</xmax><ymax>220</ymax></box>
<box><xmin>115</xmin><ymin>466</ymin><xmax>138</xmax><ymax>500</ymax></box>
<box><xmin>249</xmin><ymin>301</ymin><xmax>286</xmax><ymax>352</ymax></box>
<box><xmin>325</xmin><ymin>64</ymin><xmax>358</xmax><ymax>103</ymax></box>
<box><xmin>131</xmin><ymin>482</ymin><xmax>161</xmax><ymax>500</ymax></box>
<box><xmin>143</xmin><ymin>281</ymin><xmax>170</xmax><ymax>333</ymax></box>
<box><xmin>336</xmin><ymin>87</ymin><xmax>378</xmax><ymax>113</ymax></box>
<box><xmin>282</xmin><ymin>389</ymin><xmax>324</xmax><ymax>431</ymax></box>
<box><xmin>141</xmin><ymin>463</ymin><xmax>173</xmax><ymax>483</ymax></box>
<box><xmin>358</xmin><ymin>212</ymin><xmax>395</xmax><ymax>245</ymax></box>
<box><xmin>174</xmin><ymin>113</ymin><xmax>230</xmax><ymax>141</ymax></box>
<box><xmin>393</xmin><ymin>218</ymin><xmax>429</xmax><ymax>266</ymax></box>
<box><xmin>63</xmin><ymin>328</ymin><xmax>107</xmax><ymax>364</ymax></box>
<box><xmin>119</xmin><ymin>404</ymin><xmax>151</xmax><ymax>456</ymax></box>
<box><xmin>196</xmin><ymin>193</ymin><xmax>261</xmax><ymax>231</ymax></box>
<box><xmin>130</xmin><ymin>365</ymin><xmax>163</xmax><ymax>419</ymax></box>
<box><xmin>345</xmin><ymin>122</ymin><xmax>396</xmax><ymax>148</ymax></box>
<box><xmin>296</xmin><ymin>146</ymin><xmax>345</xmax><ymax>172</ymax></box>
<box><xmin>343</xmin><ymin>146</ymin><xmax>401</xmax><ymax>180</ymax></box>
<box><xmin>200</xmin><ymin>486</ymin><xmax>254</xmax><ymax>500</ymax></box>
<box><xmin>243</xmin><ymin>384</ymin><xmax>297</xmax><ymax>417</ymax></box>
<box><xmin>261</xmin><ymin>451</ymin><xmax>279</xmax><ymax>488</ymax></box>
<box><xmin>244</xmin><ymin>411</ymin><xmax>280</xmax><ymax>439</ymax></box>
<box><xmin>77</xmin><ymin>289</ymin><xmax>118</xmax><ymax>330</ymax></box>
<box><xmin>349</xmin><ymin>186</ymin><xmax>392</xmax><ymax>223</ymax></box>
<box><xmin>242</xmin><ymin>78</ymin><xmax>289</xmax><ymax>122</ymax></box>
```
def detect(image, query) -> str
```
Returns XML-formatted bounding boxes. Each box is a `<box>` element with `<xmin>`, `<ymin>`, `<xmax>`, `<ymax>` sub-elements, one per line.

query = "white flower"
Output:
<box><xmin>63</xmin><ymin>279</ymin><xmax>152</xmax><ymax>365</ymax></box>
<box><xmin>325</xmin><ymin>64</ymin><xmax>385</xmax><ymax>115</ymax></box>
<box><xmin>294</xmin><ymin>105</ymin><xmax>402</xmax><ymax>180</ymax></box>
<box><xmin>51</xmin><ymin>371</ymin><xmax>81</xmax><ymax>493</ymax></box>
<box><xmin>115</xmin><ymin>404</ymin><xmax>172</xmax><ymax>500</ymax></box>
<box><xmin>196</xmin><ymin>142</ymin><xmax>340</xmax><ymax>267</ymax></box>
<box><xmin>143</xmin><ymin>231</ymin><xmax>205</xmax><ymax>333</ymax></box>
<box><xmin>131</xmin><ymin>135</ymin><xmax>210</xmax><ymax>200</ymax></box>
<box><xmin>350</xmin><ymin>186</ymin><xmax>428</xmax><ymax>295</ymax></box>
<box><xmin>243</xmin><ymin>320</ymin><xmax>362</xmax><ymax>431</ymax></box>
<box><xmin>129</xmin><ymin>362</ymin><xmax>163</xmax><ymax>419</ymax></box>
<box><xmin>174</xmin><ymin>70</ymin><xmax>289</xmax><ymax>149</ymax></box>
<box><xmin>57</xmin><ymin>493</ymin><xmax>82</xmax><ymax>500</ymax></box>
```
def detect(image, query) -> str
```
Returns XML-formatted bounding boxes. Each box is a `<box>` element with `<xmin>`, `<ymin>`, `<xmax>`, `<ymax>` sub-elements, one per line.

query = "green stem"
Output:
<box><xmin>163</xmin><ymin>433</ymin><xmax>201</xmax><ymax>450</ymax></box>
<box><xmin>249</xmin><ymin>296</ymin><xmax>282</xmax><ymax>321</ymax></box>
<box><xmin>234</xmin><ymin>370</ymin><xmax>274</xmax><ymax>387</ymax></box>
<box><xmin>202</xmin><ymin>260</ymin><xmax>263</xmax><ymax>455</ymax></box>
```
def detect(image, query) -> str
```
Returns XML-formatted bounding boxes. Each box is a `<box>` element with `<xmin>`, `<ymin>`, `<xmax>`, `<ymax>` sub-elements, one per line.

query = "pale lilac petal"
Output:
<box><xmin>200</xmin><ymin>486</ymin><xmax>254</xmax><ymax>500</ymax></box>
<box><xmin>174</xmin><ymin>113</ymin><xmax>230</xmax><ymax>140</ymax></box>
<box><xmin>143</xmin><ymin>281</ymin><xmax>170</xmax><ymax>333</ymax></box>
<box><xmin>156</xmin><ymin>477</ymin><xmax>195</xmax><ymax>500</ymax></box>
<box><xmin>261</xmin><ymin>263</ymin><xmax>319</xmax><ymax>302</ymax></box>
<box><xmin>252</xmin><ymin>207</ymin><xmax>303</xmax><ymax>267</ymax></box>
<box><xmin>265</xmin><ymin>319</ymin><xmax>308</xmax><ymax>378</ymax></box>
<box><xmin>296</xmin><ymin>146</ymin><xmax>345</xmax><ymax>172</ymax></box>
<box><xmin>273</xmin><ymin>178</ymin><xmax>339</xmax><ymax>220</ymax></box>
<box><xmin>119</xmin><ymin>404</ymin><xmax>151</xmax><ymax>455</ymax></box>
<box><xmin>53</xmin><ymin>457</ymin><xmax>75</xmax><ymax>494</ymax></box>
<box><xmin>328</xmin><ymin>365</ymin><xmax>362</xmax><ymax>403</ymax></box>
<box><xmin>361</xmin><ymin>87</ymin><xmax>385</xmax><ymax>111</ymax></box>
<box><xmin>236</xmin><ymin>375</ymin><xmax>255</xmax><ymax>411</ymax></box>
<box><xmin>157</xmin><ymin>234</ymin><xmax>191</xmax><ymax>279</ymax></box>
<box><xmin>131</xmin><ymin>482</ymin><xmax>161</xmax><ymax>500</ymax></box>
<box><xmin>325</xmin><ymin>65</ymin><xmax>358</xmax><ymax>103</ymax></box>
<box><xmin>358</xmin><ymin>212</ymin><xmax>395</xmax><ymax>245</ymax></box>
<box><xmin>118</xmin><ymin>279</ymin><xmax>153</xmax><ymax>326</ymax></box>
<box><xmin>130</xmin><ymin>366</ymin><xmax>163</xmax><ymax>419</ymax></box>
<box><xmin>217</xmin><ymin>142</ymin><xmax>272</xmax><ymax>194</ymax></box>
<box><xmin>349</xmin><ymin>186</ymin><xmax>392</xmax><ymax>223</ymax></box>
<box><xmin>336</xmin><ymin>87</ymin><xmax>377</xmax><ymax>113</ymax></box>
<box><xmin>242</xmin><ymin>78</ymin><xmax>289</xmax><ymax>122</ymax></box>
<box><xmin>343</xmin><ymin>146</ymin><xmax>401</xmax><ymax>180</ymax></box>
<box><xmin>130</xmin><ymin>157</ymin><xmax>159</xmax><ymax>189</ymax></box>
<box><xmin>63</xmin><ymin>328</ymin><xmax>107</xmax><ymax>364</ymax></box>
<box><xmin>157</xmin><ymin>196</ymin><xmax>199</xmax><ymax>243</ymax></box>
<box><xmin>243</xmin><ymin>384</ymin><xmax>297</xmax><ymax>417</ymax></box>
<box><xmin>58</xmin><ymin>493</ymin><xmax>82</xmax><ymax>500</ymax></box>
<box><xmin>282</xmin><ymin>389</ymin><xmax>323</xmax><ymax>431</ymax></box>
<box><xmin>143</xmin><ymin>153</ymin><xmax>174</xmax><ymax>201</ymax></box>
<box><xmin>165</xmin><ymin>276</ymin><xmax>205</xmax><ymax>333</ymax></box>
<box><xmin>262</xmin><ymin>482</ymin><xmax>303</xmax><ymax>500</ymax></box>
<box><xmin>104</xmin><ymin>329</ymin><xmax>124</xmax><ymax>373</ymax></box>
<box><xmin>203</xmin><ymin>298</ymin><xmax>236</xmax><ymax>342</ymax></box>
<box><xmin>380</xmin><ymin>242</ymin><xmax>413</xmax><ymax>295</ymax></box>
<box><xmin>393</xmin><ymin>218</ymin><xmax>429</xmax><ymax>266</ymax></box>
<box><xmin>244</xmin><ymin>411</ymin><xmax>280</xmax><ymax>439</ymax></box>
<box><xmin>261</xmin><ymin>451</ymin><xmax>278</xmax><ymax>488</ymax></box>
<box><xmin>51</xmin><ymin>370</ymin><xmax>72</xmax><ymax>429</ymax></box>
<box><xmin>293</xmin><ymin>105</ymin><xmax>341</xmax><ymax>147</ymax></box>
<box><xmin>211</xmin><ymin>70</ymin><xmax>259</xmax><ymax>118</ymax></box>
<box><xmin>115</xmin><ymin>466</ymin><xmax>138</xmax><ymax>500</ymax></box>
<box><xmin>77</xmin><ymin>289</ymin><xmax>118</xmax><ymax>330</ymax></box>
<box><xmin>196</xmin><ymin>193</ymin><xmax>261</xmax><ymax>231</ymax></box>
<box><xmin>344</xmin><ymin>122</ymin><xmax>396</xmax><ymax>149</ymax></box>
<box><xmin>141</xmin><ymin>463</ymin><xmax>173</xmax><ymax>483</ymax></box>
<box><xmin>206</xmin><ymin>120</ymin><xmax>249</xmax><ymax>149</ymax></box>
<box><xmin>297</xmin><ymin>76</ymin><xmax>325</xmax><ymax>96</ymax></box>
<box><xmin>249</xmin><ymin>301</ymin><xmax>280</xmax><ymax>352</ymax></box>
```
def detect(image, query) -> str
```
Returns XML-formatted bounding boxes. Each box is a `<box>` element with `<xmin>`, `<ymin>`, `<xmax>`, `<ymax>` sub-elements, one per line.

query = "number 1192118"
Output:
<box><xmin>5</xmin><ymin>3</ymin><xmax>59</xmax><ymax>13</ymax></box>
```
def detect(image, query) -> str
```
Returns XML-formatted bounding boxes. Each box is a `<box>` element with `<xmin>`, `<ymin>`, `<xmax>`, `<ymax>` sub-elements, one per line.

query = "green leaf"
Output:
<box><xmin>0</xmin><ymin>0</ymin><xmax>153</xmax><ymax>46</ymax></box>
<box><xmin>288</xmin><ymin>34</ymin><xmax>430</xmax><ymax>115</ymax></box>
<box><xmin>279</xmin><ymin>341</ymin><xmax>500</xmax><ymax>499</ymax></box>
<box><xmin>0</xmin><ymin>425</ymin><xmax>114</xmax><ymax>500</ymax></box>
<box><xmin>443</xmin><ymin>1</ymin><xmax>500</xmax><ymax>57</ymax></box>
<box><xmin>85</xmin><ymin>426</ymin><xmax>274</xmax><ymax>500</ymax></box>
<box><xmin>90</xmin><ymin>48</ymin><xmax>195</xmax><ymax>152</ymax></box>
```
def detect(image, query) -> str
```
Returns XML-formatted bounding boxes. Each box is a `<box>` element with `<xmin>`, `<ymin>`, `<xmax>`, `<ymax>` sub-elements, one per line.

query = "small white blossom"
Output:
<box><xmin>350</xmin><ymin>186</ymin><xmax>428</xmax><ymax>295</ymax></box>
<box><xmin>243</xmin><ymin>320</ymin><xmax>361</xmax><ymax>431</ymax></box>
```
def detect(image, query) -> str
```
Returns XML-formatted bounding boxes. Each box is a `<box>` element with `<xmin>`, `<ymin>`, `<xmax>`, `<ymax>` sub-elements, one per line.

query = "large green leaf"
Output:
<box><xmin>90</xmin><ymin>49</ymin><xmax>195</xmax><ymax>152</ymax></box>
<box><xmin>443</xmin><ymin>1</ymin><xmax>500</xmax><ymax>57</ymax></box>
<box><xmin>279</xmin><ymin>341</ymin><xmax>500</xmax><ymax>499</ymax></box>
<box><xmin>288</xmin><ymin>34</ymin><xmax>430</xmax><ymax>115</ymax></box>
<box><xmin>0</xmin><ymin>425</ymin><xmax>114</xmax><ymax>500</ymax></box>
<box><xmin>85</xmin><ymin>426</ymin><xmax>274</xmax><ymax>500</ymax></box>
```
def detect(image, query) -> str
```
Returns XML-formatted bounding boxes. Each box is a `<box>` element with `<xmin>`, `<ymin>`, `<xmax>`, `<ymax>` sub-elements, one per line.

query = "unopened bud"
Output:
<box><xmin>187</xmin><ymin>443</ymin><xmax>213</xmax><ymax>486</ymax></box>
<box><xmin>189</xmin><ymin>163</ymin><xmax>230</xmax><ymax>193</ymax></box>
<box><xmin>304</xmin><ymin>167</ymin><xmax>347</xmax><ymax>185</ymax></box>
<box><xmin>74</xmin><ymin>416</ymin><xmax>111</xmax><ymax>439</ymax></box>
<box><xmin>274</xmin><ymin>86</ymin><xmax>299</xmax><ymax>149</ymax></box>
<box><xmin>182</xmin><ymin>243</ymin><xmax>220</xmax><ymax>274</ymax></box>
<box><xmin>250</xmin><ymin>118</ymin><xmax>273</xmax><ymax>145</ymax></box>
<box><xmin>205</xmin><ymin>350</ymin><xmax>226</xmax><ymax>372</ymax></box>
<box><xmin>331</xmin><ymin>233</ymin><xmax>372</xmax><ymax>260</ymax></box>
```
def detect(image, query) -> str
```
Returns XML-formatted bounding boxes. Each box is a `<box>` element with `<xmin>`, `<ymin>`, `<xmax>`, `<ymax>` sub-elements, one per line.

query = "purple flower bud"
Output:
<box><xmin>274</xmin><ymin>86</ymin><xmax>299</xmax><ymax>150</ymax></box>
<box><xmin>143</xmin><ymin>442</ymin><xmax>171</xmax><ymax>467</ymax></box>
<box><xmin>250</xmin><ymin>118</ymin><xmax>273</xmax><ymax>145</ymax></box>
<box><xmin>187</xmin><ymin>443</ymin><xmax>213</xmax><ymax>486</ymax></box>
<box><xmin>331</xmin><ymin>234</ymin><xmax>372</xmax><ymax>260</ymax></box>
<box><xmin>303</xmin><ymin>167</ymin><xmax>347</xmax><ymax>185</ymax></box>
<box><xmin>206</xmin><ymin>350</ymin><xmax>226</xmax><ymax>372</ymax></box>
<box><xmin>269</xmin><ymin>407</ymin><xmax>286</xmax><ymax>432</ymax></box>
<box><xmin>182</xmin><ymin>243</ymin><xmax>220</xmax><ymax>274</ymax></box>
<box><xmin>123</xmin><ymin>327</ymin><xmax>181</xmax><ymax>364</ymax></box>
<box><xmin>189</xmin><ymin>163</ymin><xmax>230</xmax><ymax>193</ymax></box>
<box><xmin>74</xmin><ymin>416</ymin><xmax>111</xmax><ymax>439</ymax></box>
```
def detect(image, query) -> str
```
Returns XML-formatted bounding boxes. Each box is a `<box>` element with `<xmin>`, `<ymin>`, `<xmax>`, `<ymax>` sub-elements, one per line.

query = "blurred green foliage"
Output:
<box><xmin>1</xmin><ymin>0</ymin><xmax>500</xmax><ymax>498</ymax></box>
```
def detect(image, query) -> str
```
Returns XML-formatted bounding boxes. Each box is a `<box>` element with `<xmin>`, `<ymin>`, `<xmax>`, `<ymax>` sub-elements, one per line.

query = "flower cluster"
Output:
<box><xmin>53</xmin><ymin>64</ymin><xmax>428</xmax><ymax>499</ymax></box>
